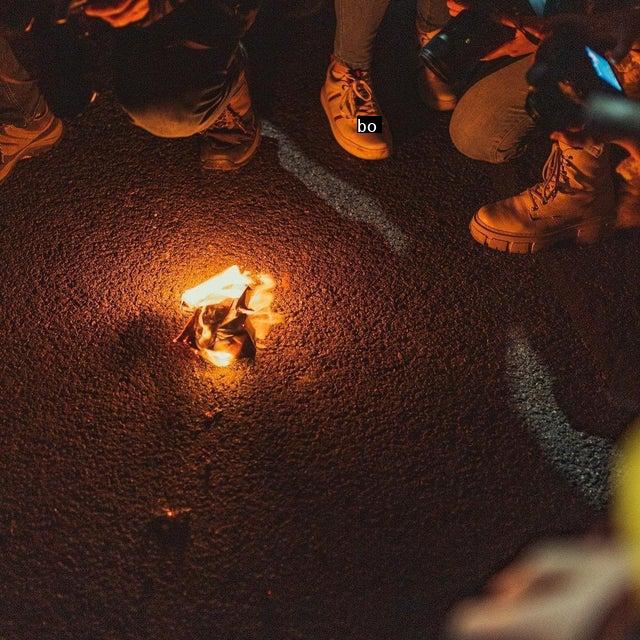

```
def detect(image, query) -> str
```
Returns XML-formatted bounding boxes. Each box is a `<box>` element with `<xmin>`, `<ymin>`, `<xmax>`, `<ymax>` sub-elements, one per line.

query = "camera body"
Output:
<box><xmin>420</xmin><ymin>7</ymin><xmax>516</xmax><ymax>85</ymax></box>
<box><xmin>525</xmin><ymin>23</ymin><xmax>625</xmax><ymax>131</ymax></box>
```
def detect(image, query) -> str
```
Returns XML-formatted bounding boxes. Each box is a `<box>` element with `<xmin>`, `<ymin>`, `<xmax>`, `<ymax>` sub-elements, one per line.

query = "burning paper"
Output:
<box><xmin>175</xmin><ymin>265</ymin><xmax>280</xmax><ymax>368</ymax></box>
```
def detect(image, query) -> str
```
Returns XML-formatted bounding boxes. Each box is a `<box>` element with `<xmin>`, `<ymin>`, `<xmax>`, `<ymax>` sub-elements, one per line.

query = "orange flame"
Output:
<box><xmin>180</xmin><ymin>266</ymin><xmax>281</xmax><ymax>368</ymax></box>
<box><xmin>182</xmin><ymin>265</ymin><xmax>251</xmax><ymax>308</ymax></box>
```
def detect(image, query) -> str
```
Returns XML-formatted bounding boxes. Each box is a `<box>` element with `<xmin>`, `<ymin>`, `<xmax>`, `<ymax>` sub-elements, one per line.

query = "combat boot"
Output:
<box><xmin>200</xmin><ymin>70</ymin><xmax>261</xmax><ymax>171</ymax></box>
<box><xmin>469</xmin><ymin>141</ymin><xmax>617</xmax><ymax>253</ymax></box>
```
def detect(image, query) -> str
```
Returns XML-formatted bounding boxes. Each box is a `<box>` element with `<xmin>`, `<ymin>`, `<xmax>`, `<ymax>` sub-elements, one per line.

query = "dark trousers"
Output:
<box><xmin>0</xmin><ymin>35</ymin><xmax>44</xmax><ymax>124</ymax></box>
<box><xmin>0</xmin><ymin>2</ymin><xmax>245</xmax><ymax>137</ymax></box>
<box><xmin>112</xmin><ymin>2</ymin><xmax>246</xmax><ymax>137</ymax></box>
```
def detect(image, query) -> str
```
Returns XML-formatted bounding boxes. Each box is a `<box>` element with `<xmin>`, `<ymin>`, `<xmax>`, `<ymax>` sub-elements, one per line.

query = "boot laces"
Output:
<box><xmin>338</xmin><ymin>70</ymin><xmax>379</xmax><ymax>119</ymax></box>
<box><xmin>527</xmin><ymin>144</ymin><xmax>575</xmax><ymax>214</ymax></box>
<box><xmin>209</xmin><ymin>104</ymin><xmax>254</xmax><ymax>137</ymax></box>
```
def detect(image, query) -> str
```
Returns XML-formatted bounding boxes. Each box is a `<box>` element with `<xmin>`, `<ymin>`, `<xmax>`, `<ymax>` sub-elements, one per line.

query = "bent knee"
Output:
<box><xmin>121</xmin><ymin>98</ymin><xmax>205</xmax><ymax>138</ymax></box>
<box><xmin>449</xmin><ymin>100</ymin><xmax>532</xmax><ymax>164</ymax></box>
<box><xmin>449</xmin><ymin>114</ymin><xmax>518</xmax><ymax>164</ymax></box>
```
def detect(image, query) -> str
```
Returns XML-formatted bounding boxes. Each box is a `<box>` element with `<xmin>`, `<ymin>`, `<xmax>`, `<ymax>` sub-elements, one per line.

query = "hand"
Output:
<box><xmin>480</xmin><ymin>26</ymin><xmax>539</xmax><ymax>61</ymax></box>
<box><xmin>447</xmin><ymin>0</ymin><xmax>471</xmax><ymax>17</ymax></box>
<box><xmin>574</xmin><ymin>10</ymin><xmax>640</xmax><ymax>64</ymax></box>
<box><xmin>510</xmin><ymin>11</ymin><xmax>640</xmax><ymax>63</ymax></box>
<box><xmin>85</xmin><ymin>0</ymin><xmax>150</xmax><ymax>27</ymax></box>
<box><xmin>551</xmin><ymin>130</ymin><xmax>640</xmax><ymax>162</ymax></box>
<box><xmin>447</xmin><ymin>539</ymin><xmax>637</xmax><ymax>640</ymax></box>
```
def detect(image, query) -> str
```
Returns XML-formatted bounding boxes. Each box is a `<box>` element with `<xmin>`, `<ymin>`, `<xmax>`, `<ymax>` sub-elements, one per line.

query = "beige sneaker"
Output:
<box><xmin>200</xmin><ymin>71</ymin><xmax>261</xmax><ymax>172</ymax></box>
<box><xmin>469</xmin><ymin>142</ymin><xmax>617</xmax><ymax>253</ymax></box>
<box><xmin>417</xmin><ymin>29</ymin><xmax>458</xmax><ymax>112</ymax></box>
<box><xmin>320</xmin><ymin>57</ymin><xmax>392</xmax><ymax>160</ymax></box>
<box><xmin>616</xmin><ymin>155</ymin><xmax>640</xmax><ymax>229</ymax></box>
<box><xmin>0</xmin><ymin>106</ymin><xmax>63</xmax><ymax>184</ymax></box>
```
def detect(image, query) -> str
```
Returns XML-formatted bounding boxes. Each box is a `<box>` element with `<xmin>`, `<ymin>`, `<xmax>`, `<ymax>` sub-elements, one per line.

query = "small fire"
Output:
<box><xmin>175</xmin><ymin>265</ymin><xmax>281</xmax><ymax>368</ymax></box>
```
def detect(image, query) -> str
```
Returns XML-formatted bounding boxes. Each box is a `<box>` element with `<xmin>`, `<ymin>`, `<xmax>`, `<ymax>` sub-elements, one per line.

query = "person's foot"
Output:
<box><xmin>200</xmin><ymin>71</ymin><xmax>261</xmax><ymax>171</ymax></box>
<box><xmin>0</xmin><ymin>107</ymin><xmax>63</xmax><ymax>184</ymax></box>
<box><xmin>615</xmin><ymin>155</ymin><xmax>640</xmax><ymax>229</ymax></box>
<box><xmin>320</xmin><ymin>57</ymin><xmax>392</xmax><ymax>160</ymax></box>
<box><xmin>417</xmin><ymin>29</ymin><xmax>458</xmax><ymax>111</ymax></box>
<box><xmin>469</xmin><ymin>142</ymin><xmax>617</xmax><ymax>253</ymax></box>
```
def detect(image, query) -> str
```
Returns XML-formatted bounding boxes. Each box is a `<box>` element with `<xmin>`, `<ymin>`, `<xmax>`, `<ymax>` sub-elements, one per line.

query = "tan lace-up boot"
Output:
<box><xmin>200</xmin><ymin>71</ymin><xmax>261</xmax><ymax>171</ymax></box>
<box><xmin>469</xmin><ymin>141</ymin><xmax>617</xmax><ymax>253</ymax></box>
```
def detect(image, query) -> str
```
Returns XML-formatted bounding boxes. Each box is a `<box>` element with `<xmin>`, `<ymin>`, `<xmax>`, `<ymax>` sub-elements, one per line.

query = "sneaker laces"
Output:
<box><xmin>527</xmin><ymin>144</ymin><xmax>575</xmax><ymax>214</ymax></box>
<box><xmin>338</xmin><ymin>69</ymin><xmax>379</xmax><ymax>120</ymax></box>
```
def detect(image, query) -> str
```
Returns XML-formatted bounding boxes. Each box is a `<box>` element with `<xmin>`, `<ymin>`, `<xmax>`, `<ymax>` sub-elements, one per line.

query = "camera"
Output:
<box><xmin>525</xmin><ymin>23</ymin><xmax>625</xmax><ymax>132</ymax></box>
<box><xmin>419</xmin><ymin>3</ymin><xmax>516</xmax><ymax>86</ymax></box>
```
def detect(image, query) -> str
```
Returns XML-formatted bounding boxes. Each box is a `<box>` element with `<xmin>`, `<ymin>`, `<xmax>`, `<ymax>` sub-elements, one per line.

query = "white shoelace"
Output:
<box><xmin>338</xmin><ymin>71</ymin><xmax>380</xmax><ymax>119</ymax></box>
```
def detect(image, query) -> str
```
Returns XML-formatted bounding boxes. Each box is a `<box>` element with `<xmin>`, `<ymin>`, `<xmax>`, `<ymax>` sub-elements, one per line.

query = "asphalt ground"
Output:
<box><xmin>1</xmin><ymin>3</ymin><xmax>640</xmax><ymax>639</ymax></box>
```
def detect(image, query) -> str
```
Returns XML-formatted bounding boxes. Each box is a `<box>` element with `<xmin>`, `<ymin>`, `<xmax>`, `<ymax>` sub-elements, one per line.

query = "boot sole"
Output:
<box><xmin>0</xmin><ymin>118</ymin><xmax>64</xmax><ymax>184</ymax></box>
<box><xmin>320</xmin><ymin>87</ymin><xmax>392</xmax><ymax>161</ymax></box>
<box><xmin>469</xmin><ymin>212</ymin><xmax>616</xmax><ymax>254</ymax></box>
<box><xmin>201</xmin><ymin>121</ymin><xmax>262</xmax><ymax>172</ymax></box>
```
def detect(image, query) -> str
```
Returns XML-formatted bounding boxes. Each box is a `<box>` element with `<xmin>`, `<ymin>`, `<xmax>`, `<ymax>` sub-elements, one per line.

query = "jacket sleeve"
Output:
<box><xmin>145</xmin><ymin>0</ymin><xmax>189</xmax><ymax>24</ymax></box>
<box><xmin>143</xmin><ymin>0</ymin><xmax>262</xmax><ymax>28</ymax></box>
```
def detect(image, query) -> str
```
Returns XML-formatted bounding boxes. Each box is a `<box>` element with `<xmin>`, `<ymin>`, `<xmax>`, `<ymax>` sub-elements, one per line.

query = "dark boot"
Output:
<box><xmin>200</xmin><ymin>70</ymin><xmax>260</xmax><ymax>171</ymax></box>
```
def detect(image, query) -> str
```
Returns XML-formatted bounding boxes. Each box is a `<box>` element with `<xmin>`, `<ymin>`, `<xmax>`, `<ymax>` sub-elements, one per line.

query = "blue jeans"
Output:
<box><xmin>451</xmin><ymin>53</ymin><xmax>609</xmax><ymax>183</ymax></box>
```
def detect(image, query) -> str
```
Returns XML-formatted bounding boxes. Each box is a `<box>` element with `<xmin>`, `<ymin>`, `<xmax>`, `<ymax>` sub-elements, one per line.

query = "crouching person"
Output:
<box><xmin>445</xmin><ymin>0</ymin><xmax>636</xmax><ymax>253</ymax></box>
<box><xmin>0</xmin><ymin>0</ymin><xmax>261</xmax><ymax>185</ymax></box>
<box><xmin>111</xmin><ymin>0</ymin><xmax>261</xmax><ymax>171</ymax></box>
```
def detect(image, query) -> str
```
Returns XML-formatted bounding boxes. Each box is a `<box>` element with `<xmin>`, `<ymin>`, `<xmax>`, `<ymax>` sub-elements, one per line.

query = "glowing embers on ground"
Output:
<box><xmin>175</xmin><ymin>265</ymin><xmax>281</xmax><ymax>368</ymax></box>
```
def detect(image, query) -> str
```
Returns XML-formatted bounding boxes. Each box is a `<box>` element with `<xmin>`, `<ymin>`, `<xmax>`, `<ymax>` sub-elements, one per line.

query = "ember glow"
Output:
<box><xmin>175</xmin><ymin>265</ymin><xmax>281</xmax><ymax>368</ymax></box>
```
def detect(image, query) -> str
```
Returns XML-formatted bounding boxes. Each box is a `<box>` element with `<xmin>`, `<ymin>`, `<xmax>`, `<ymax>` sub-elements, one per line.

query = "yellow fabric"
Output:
<box><xmin>614</xmin><ymin>419</ymin><xmax>640</xmax><ymax>592</ymax></box>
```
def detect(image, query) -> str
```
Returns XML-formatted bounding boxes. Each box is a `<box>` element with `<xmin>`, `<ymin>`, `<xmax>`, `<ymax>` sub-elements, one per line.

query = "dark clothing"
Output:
<box><xmin>112</xmin><ymin>1</ymin><xmax>248</xmax><ymax>137</ymax></box>
<box><xmin>449</xmin><ymin>0</ymin><xmax>636</xmax><ymax>163</ymax></box>
<box><xmin>0</xmin><ymin>1</ymin><xmax>254</xmax><ymax>136</ymax></box>
<box><xmin>0</xmin><ymin>35</ymin><xmax>45</xmax><ymax>123</ymax></box>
